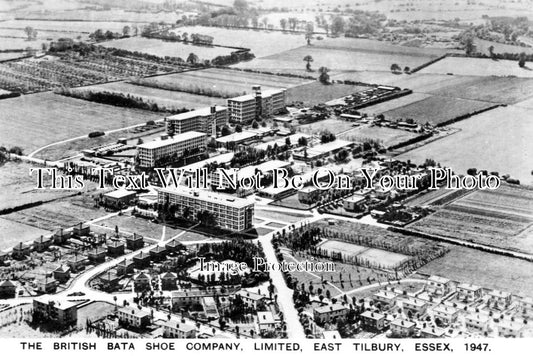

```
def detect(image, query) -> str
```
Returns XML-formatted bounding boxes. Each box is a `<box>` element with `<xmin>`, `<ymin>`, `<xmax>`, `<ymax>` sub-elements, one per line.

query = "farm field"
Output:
<box><xmin>420</xmin><ymin>57</ymin><xmax>533</xmax><ymax>78</ymax></box>
<box><xmin>339</xmin><ymin>125</ymin><xmax>421</xmax><ymax>148</ymax></box>
<box><xmin>474</xmin><ymin>38</ymin><xmax>533</xmax><ymax>56</ymax></box>
<box><xmin>99</xmin><ymin>37</ymin><xmax>234</xmax><ymax>61</ymax></box>
<box><xmin>405</xmin><ymin>189</ymin><xmax>472</xmax><ymax>208</ymax></box>
<box><xmin>396</xmin><ymin>105</ymin><xmax>533</xmax><ymax>185</ymax></box>
<box><xmin>12</xmin><ymin>9</ymin><xmax>181</xmax><ymax>23</ymax></box>
<box><xmin>419</xmin><ymin>246</ymin><xmax>533</xmax><ymax>296</ymax></box>
<box><xmin>286</xmin><ymin>82</ymin><xmax>368</xmax><ymax>106</ymax></box>
<box><xmin>381</xmin><ymin>95</ymin><xmax>495</xmax><ymax>126</ymax></box>
<box><xmin>0</xmin><ymin>28</ymin><xmax>87</xmax><ymax>41</ymax></box>
<box><xmin>0</xmin><ymin>37</ymin><xmax>45</xmax><ymax>51</ymax></box>
<box><xmin>175</xmin><ymin>26</ymin><xmax>307</xmax><ymax>58</ymax></box>
<box><xmin>408</xmin><ymin>185</ymin><xmax>533</xmax><ymax>254</ymax></box>
<box><xmin>79</xmin><ymin>81</ymin><xmax>226</xmax><ymax>110</ymax></box>
<box><xmin>426</xmin><ymin>76</ymin><xmax>533</xmax><ymax>105</ymax></box>
<box><xmin>0</xmin><ymin>19</ymin><xmax>148</xmax><ymax>33</ymax></box>
<box><xmin>0</xmin><ymin>161</ymin><xmax>74</xmax><ymax>211</ymax></box>
<box><xmin>2</xmin><ymin>198</ymin><xmax>106</xmax><ymax>232</ymax></box>
<box><xmin>137</xmin><ymin>68</ymin><xmax>311</xmax><ymax>97</ymax></box>
<box><xmin>359</xmin><ymin>93</ymin><xmax>431</xmax><ymax>116</ymax></box>
<box><xmin>0</xmin><ymin>92</ymin><xmax>164</xmax><ymax>152</ymax></box>
<box><xmin>318</xmin><ymin>240</ymin><xmax>410</xmax><ymax>269</ymax></box>
<box><xmin>0</xmin><ymin>218</ymin><xmax>50</xmax><ymax>251</ymax></box>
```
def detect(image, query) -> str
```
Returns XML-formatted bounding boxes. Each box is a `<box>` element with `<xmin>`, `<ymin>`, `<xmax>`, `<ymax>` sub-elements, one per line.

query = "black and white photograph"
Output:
<box><xmin>0</xmin><ymin>0</ymin><xmax>532</xmax><ymax>354</ymax></box>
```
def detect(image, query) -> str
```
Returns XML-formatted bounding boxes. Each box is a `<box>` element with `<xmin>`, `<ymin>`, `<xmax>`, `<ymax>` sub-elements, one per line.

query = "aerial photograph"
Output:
<box><xmin>0</xmin><ymin>0</ymin><xmax>532</xmax><ymax>345</ymax></box>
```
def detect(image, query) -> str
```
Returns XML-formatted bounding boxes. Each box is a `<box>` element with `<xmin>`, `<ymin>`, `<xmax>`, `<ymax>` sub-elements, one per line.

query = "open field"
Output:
<box><xmin>255</xmin><ymin>209</ymin><xmax>311</xmax><ymax>224</ymax></box>
<box><xmin>381</xmin><ymin>95</ymin><xmax>495</xmax><ymax>126</ymax></box>
<box><xmin>286</xmin><ymin>82</ymin><xmax>368</xmax><ymax>106</ymax></box>
<box><xmin>420</xmin><ymin>57</ymin><xmax>533</xmax><ymax>78</ymax></box>
<box><xmin>340</xmin><ymin>125</ymin><xmax>421</xmax><ymax>148</ymax></box>
<box><xmin>419</xmin><ymin>246</ymin><xmax>533</xmax><ymax>296</ymax></box>
<box><xmin>404</xmin><ymin>189</ymin><xmax>472</xmax><ymax>208</ymax></box>
<box><xmin>0</xmin><ymin>92</ymin><xmax>164</xmax><ymax>152</ymax></box>
<box><xmin>0</xmin><ymin>218</ymin><xmax>50</xmax><ymax>251</ymax></box>
<box><xmin>80</xmin><ymin>81</ymin><xmax>226</xmax><ymax>110</ymax></box>
<box><xmin>0</xmin><ymin>19</ymin><xmax>148</xmax><ymax>33</ymax></box>
<box><xmin>426</xmin><ymin>76</ymin><xmax>533</xmax><ymax>105</ymax></box>
<box><xmin>3</xmin><ymin>197</ymin><xmax>106</xmax><ymax>232</ymax></box>
<box><xmin>77</xmin><ymin>301</ymin><xmax>115</xmax><ymax>330</ymax></box>
<box><xmin>0</xmin><ymin>27</ymin><xmax>87</xmax><ymax>42</ymax></box>
<box><xmin>175</xmin><ymin>26</ymin><xmax>307</xmax><ymax>58</ymax></box>
<box><xmin>134</xmin><ymin>67</ymin><xmax>310</xmax><ymax>96</ymax></box>
<box><xmin>408</xmin><ymin>185</ymin><xmax>533</xmax><ymax>254</ymax></box>
<box><xmin>396</xmin><ymin>105</ymin><xmax>533</xmax><ymax>185</ymax></box>
<box><xmin>359</xmin><ymin>93</ymin><xmax>431</xmax><ymax>115</ymax></box>
<box><xmin>0</xmin><ymin>161</ymin><xmax>74</xmax><ymax>211</ymax></box>
<box><xmin>474</xmin><ymin>38</ymin><xmax>533</xmax><ymax>56</ymax></box>
<box><xmin>11</xmin><ymin>9</ymin><xmax>181</xmax><ymax>23</ymax></box>
<box><xmin>99</xmin><ymin>37</ymin><xmax>234</xmax><ymax>61</ymax></box>
<box><xmin>298</xmin><ymin>118</ymin><xmax>355</xmax><ymax>135</ymax></box>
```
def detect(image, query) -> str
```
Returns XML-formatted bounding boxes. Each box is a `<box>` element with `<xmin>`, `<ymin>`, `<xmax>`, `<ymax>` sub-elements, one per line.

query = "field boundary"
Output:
<box><xmin>408</xmin><ymin>53</ymin><xmax>449</xmax><ymax>74</ymax></box>
<box><xmin>436</xmin><ymin>103</ymin><xmax>502</xmax><ymax>127</ymax></box>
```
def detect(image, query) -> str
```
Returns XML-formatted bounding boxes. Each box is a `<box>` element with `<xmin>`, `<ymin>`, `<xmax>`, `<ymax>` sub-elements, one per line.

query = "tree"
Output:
<box><xmin>233</xmin><ymin>0</ymin><xmax>248</xmax><ymax>12</ymax></box>
<box><xmin>280</xmin><ymin>18</ymin><xmax>288</xmax><ymax>31</ymax></box>
<box><xmin>390</xmin><ymin>63</ymin><xmax>401</xmax><ymax>73</ymax></box>
<box><xmin>464</xmin><ymin>35</ymin><xmax>475</xmax><ymax>56</ymax></box>
<box><xmin>488</xmin><ymin>45</ymin><xmax>495</xmax><ymax>58</ymax></box>
<box><xmin>221</xmin><ymin>125</ymin><xmax>231</xmax><ymax>136</ymax></box>
<box><xmin>24</xmin><ymin>26</ymin><xmax>37</xmax><ymax>40</ymax></box>
<box><xmin>519</xmin><ymin>52</ymin><xmax>527</xmax><ymax>68</ymax></box>
<box><xmin>404</xmin><ymin>66</ymin><xmax>410</xmax><ymax>73</ymax></box>
<box><xmin>187</xmin><ymin>53</ymin><xmax>199</xmax><ymax>65</ymax></box>
<box><xmin>303</xmin><ymin>55</ymin><xmax>314</xmax><ymax>71</ymax></box>
<box><xmin>251</xmin><ymin>17</ymin><xmax>259</xmax><ymax>28</ymax></box>
<box><xmin>8</xmin><ymin>146</ymin><xmax>23</xmax><ymax>156</ymax></box>
<box><xmin>261</xmin><ymin>17</ymin><xmax>268</xmax><ymax>29</ymax></box>
<box><xmin>235</xmin><ymin>124</ymin><xmax>243</xmax><ymax>132</ymax></box>
<box><xmin>251</xmin><ymin>120</ymin><xmax>259</xmax><ymax>129</ymax></box>
<box><xmin>331</xmin><ymin>16</ymin><xmax>345</xmax><ymax>35</ymax></box>
<box><xmin>318</xmin><ymin>66</ymin><xmax>330</xmax><ymax>84</ymax></box>
<box><xmin>305</xmin><ymin>22</ymin><xmax>314</xmax><ymax>45</ymax></box>
<box><xmin>123</xmin><ymin>26</ymin><xmax>131</xmax><ymax>37</ymax></box>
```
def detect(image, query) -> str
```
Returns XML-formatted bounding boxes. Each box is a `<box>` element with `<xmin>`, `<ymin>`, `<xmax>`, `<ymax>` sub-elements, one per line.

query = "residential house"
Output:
<box><xmin>33</xmin><ymin>296</ymin><xmax>77</xmax><ymax>327</ymax></box>
<box><xmin>72</xmin><ymin>223</ymin><xmax>90</xmax><ymax>237</ymax></box>
<box><xmin>99</xmin><ymin>271</ymin><xmax>120</xmax><ymax>292</ymax></box>
<box><xmin>33</xmin><ymin>235</ymin><xmax>52</xmax><ymax>252</ymax></box>
<box><xmin>117</xmin><ymin>259</ymin><xmax>135</xmax><ymax>276</ymax></box>
<box><xmin>133</xmin><ymin>251</ymin><xmax>151</xmax><ymax>268</ymax></box>
<box><xmin>117</xmin><ymin>306</ymin><xmax>151</xmax><ymax>329</ymax></box>
<box><xmin>53</xmin><ymin>265</ymin><xmax>71</xmax><ymax>284</ymax></box>
<box><xmin>465</xmin><ymin>313</ymin><xmax>489</xmax><ymax>332</ymax></box>
<box><xmin>360</xmin><ymin>311</ymin><xmax>386</xmax><ymax>332</ymax></box>
<box><xmin>390</xmin><ymin>318</ymin><xmax>416</xmax><ymax>337</ymax></box>
<box><xmin>488</xmin><ymin>290</ymin><xmax>512</xmax><ymax>310</ymax></box>
<box><xmin>498</xmin><ymin>320</ymin><xmax>526</xmax><ymax>337</ymax></box>
<box><xmin>133</xmin><ymin>272</ymin><xmax>151</xmax><ymax>292</ymax></box>
<box><xmin>106</xmin><ymin>240</ymin><xmax>125</xmax><ymax>257</ymax></box>
<box><xmin>87</xmin><ymin>247</ymin><xmax>106</xmax><ymax>263</ymax></box>
<box><xmin>67</xmin><ymin>255</ymin><xmax>89</xmax><ymax>273</ymax></box>
<box><xmin>236</xmin><ymin>290</ymin><xmax>267</xmax><ymax>310</ymax></box>
<box><xmin>313</xmin><ymin>304</ymin><xmax>349</xmax><ymax>325</ymax></box>
<box><xmin>257</xmin><ymin>311</ymin><xmax>278</xmax><ymax>332</ymax></box>
<box><xmin>126</xmin><ymin>233</ymin><xmax>144</xmax><ymax>250</ymax></box>
<box><xmin>0</xmin><ymin>280</ymin><xmax>17</xmax><ymax>298</ymax></box>
<box><xmin>402</xmin><ymin>298</ymin><xmax>428</xmax><ymax>318</ymax></box>
<box><xmin>372</xmin><ymin>290</ymin><xmax>397</xmax><ymax>310</ymax></box>
<box><xmin>457</xmin><ymin>283</ymin><xmax>483</xmax><ymax>303</ymax></box>
<box><xmin>150</xmin><ymin>245</ymin><xmax>167</xmax><ymax>261</ymax></box>
<box><xmin>163</xmin><ymin>320</ymin><xmax>197</xmax><ymax>338</ymax></box>
<box><xmin>12</xmin><ymin>242</ymin><xmax>30</xmax><ymax>260</ymax></box>
<box><xmin>160</xmin><ymin>272</ymin><xmax>178</xmax><ymax>290</ymax></box>
<box><xmin>427</xmin><ymin>275</ymin><xmax>453</xmax><ymax>296</ymax></box>
<box><xmin>433</xmin><ymin>305</ymin><xmax>459</xmax><ymax>326</ymax></box>
<box><xmin>35</xmin><ymin>277</ymin><xmax>58</xmax><ymax>294</ymax></box>
<box><xmin>420</xmin><ymin>327</ymin><xmax>446</xmax><ymax>338</ymax></box>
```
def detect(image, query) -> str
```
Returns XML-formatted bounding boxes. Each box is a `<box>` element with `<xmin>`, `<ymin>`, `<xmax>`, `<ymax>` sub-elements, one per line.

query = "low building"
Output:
<box><xmin>293</xmin><ymin>140</ymin><xmax>353</xmax><ymax>162</ymax></box>
<box><xmin>72</xmin><ymin>223</ymin><xmax>90</xmax><ymax>237</ymax></box>
<box><xmin>133</xmin><ymin>272</ymin><xmax>151</xmax><ymax>292</ymax></box>
<box><xmin>117</xmin><ymin>306</ymin><xmax>151</xmax><ymax>329</ymax></box>
<box><xmin>160</xmin><ymin>272</ymin><xmax>178</xmax><ymax>290</ymax></box>
<box><xmin>87</xmin><ymin>247</ymin><xmax>106</xmax><ymax>263</ymax></box>
<box><xmin>162</xmin><ymin>320</ymin><xmax>197</xmax><ymax>338</ymax></box>
<box><xmin>33</xmin><ymin>235</ymin><xmax>53</xmax><ymax>252</ymax></box>
<box><xmin>488</xmin><ymin>290</ymin><xmax>512</xmax><ymax>310</ymax></box>
<box><xmin>360</xmin><ymin>311</ymin><xmax>386</xmax><ymax>332</ymax></box>
<box><xmin>520</xmin><ymin>297</ymin><xmax>533</xmax><ymax>313</ymax></box>
<box><xmin>53</xmin><ymin>265</ymin><xmax>71</xmax><ymax>284</ymax></box>
<box><xmin>0</xmin><ymin>251</ymin><xmax>8</xmax><ymax>265</ymax></box>
<box><xmin>136</xmin><ymin>131</ymin><xmax>207</xmax><ymax>168</ymax></box>
<box><xmin>298</xmin><ymin>186</ymin><xmax>321</xmax><ymax>205</ymax></box>
<box><xmin>215</xmin><ymin>131</ymin><xmax>258</xmax><ymax>149</ymax></box>
<box><xmin>236</xmin><ymin>290</ymin><xmax>267</xmax><ymax>310</ymax></box>
<box><xmin>133</xmin><ymin>251</ymin><xmax>151</xmax><ymax>268</ymax></box>
<box><xmin>102</xmin><ymin>189</ymin><xmax>137</xmax><ymax>207</ymax></box>
<box><xmin>117</xmin><ymin>259</ymin><xmax>135</xmax><ymax>276</ymax></box>
<box><xmin>99</xmin><ymin>271</ymin><xmax>120</xmax><ymax>292</ymax></box>
<box><xmin>150</xmin><ymin>245</ymin><xmax>167</xmax><ymax>261</ymax></box>
<box><xmin>427</xmin><ymin>275</ymin><xmax>453</xmax><ymax>296</ymax></box>
<box><xmin>457</xmin><ymin>283</ymin><xmax>483</xmax><ymax>303</ymax></box>
<box><xmin>67</xmin><ymin>255</ymin><xmax>89</xmax><ymax>273</ymax></box>
<box><xmin>0</xmin><ymin>280</ymin><xmax>17</xmax><ymax>298</ymax></box>
<box><xmin>343</xmin><ymin>194</ymin><xmax>366</xmax><ymax>212</ymax></box>
<box><xmin>433</xmin><ymin>305</ymin><xmax>459</xmax><ymax>326</ymax></box>
<box><xmin>53</xmin><ymin>229</ymin><xmax>70</xmax><ymax>244</ymax></box>
<box><xmin>465</xmin><ymin>313</ymin><xmax>490</xmax><ymax>332</ymax></box>
<box><xmin>372</xmin><ymin>290</ymin><xmax>397</xmax><ymax>310</ymax></box>
<box><xmin>498</xmin><ymin>321</ymin><xmax>526</xmax><ymax>337</ymax></box>
<box><xmin>258</xmin><ymin>311</ymin><xmax>278</xmax><ymax>332</ymax></box>
<box><xmin>126</xmin><ymin>233</ymin><xmax>144</xmax><ymax>250</ymax></box>
<box><xmin>420</xmin><ymin>327</ymin><xmax>446</xmax><ymax>338</ymax></box>
<box><xmin>12</xmin><ymin>242</ymin><xmax>30</xmax><ymax>260</ymax></box>
<box><xmin>106</xmin><ymin>240</ymin><xmax>125</xmax><ymax>257</ymax></box>
<box><xmin>35</xmin><ymin>277</ymin><xmax>58</xmax><ymax>294</ymax></box>
<box><xmin>172</xmin><ymin>290</ymin><xmax>210</xmax><ymax>309</ymax></box>
<box><xmin>33</xmin><ymin>296</ymin><xmax>77</xmax><ymax>327</ymax></box>
<box><xmin>390</xmin><ymin>318</ymin><xmax>416</xmax><ymax>337</ymax></box>
<box><xmin>402</xmin><ymin>298</ymin><xmax>428</xmax><ymax>317</ymax></box>
<box><xmin>313</xmin><ymin>304</ymin><xmax>349</xmax><ymax>325</ymax></box>
<box><xmin>165</xmin><ymin>240</ymin><xmax>184</xmax><ymax>253</ymax></box>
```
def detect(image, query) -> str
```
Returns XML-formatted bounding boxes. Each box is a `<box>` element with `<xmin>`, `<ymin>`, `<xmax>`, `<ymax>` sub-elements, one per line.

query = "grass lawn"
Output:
<box><xmin>0</xmin><ymin>218</ymin><xmax>51</xmax><ymax>250</ymax></box>
<box><xmin>0</xmin><ymin>92</ymin><xmax>164</xmax><ymax>153</ymax></box>
<box><xmin>419</xmin><ymin>245</ymin><xmax>533</xmax><ymax>296</ymax></box>
<box><xmin>270</xmin><ymin>193</ymin><xmax>315</xmax><ymax>211</ymax></box>
<box><xmin>255</xmin><ymin>210</ymin><xmax>312</xmax><ymax>224</ymax></box>
<box><xmin>286</xmin><ymin>82</ymin><xmax>368</xmax><ymax>106</ymax></box>
<box><xmin>265</xmin><ymin>222</ymin><xmax>286</xmax><ymax>229</ymax></box>
<box><xmin>77</xmin><ymin>301</ymin><xmax>115</xmax><ymax>329</ymax></box>
<box><xmin>420</xmin><ymin>57</ymin><xmax>533</xmax><ymax>78</ymax></box>
<box><xmin>339</xmin><ymin>125</ymin><xmax>421</xmax><ymax>148</ymax></box>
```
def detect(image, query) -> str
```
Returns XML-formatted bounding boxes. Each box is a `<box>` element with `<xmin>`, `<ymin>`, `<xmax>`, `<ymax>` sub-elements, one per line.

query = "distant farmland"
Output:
<box><xmin>0</xmin><ymin>92</ymin><xmax>163</xmax><ymax>152</ymax></box>
<box><xmin>408</xmin><ymin>184</ymin><xmax>533</xmax><ymax>254</ymax></box>
<box><xmin>381</xmin><ymin>95</ymin><xmax>495</xmax><ymax>126</ymax></box>
<box><xmin>420</xmin><ymin>56</ymin><xmax>533</xmax><ymax>78</ymax></box>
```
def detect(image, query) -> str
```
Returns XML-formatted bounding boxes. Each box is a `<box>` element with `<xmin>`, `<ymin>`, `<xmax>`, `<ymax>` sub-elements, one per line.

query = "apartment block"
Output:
<box><xmin>136</xmin><ymin>131</ymin><xmax>207</xmax><ymax>168</ymax></box>
<box><xmin>166</xmin><ymin>106</ymin><xmax>228</xmax><ymax>137</ymax></box>
<box><xmin>33</xmin><ymin>296</ymin><xmax>77</xmax><ymax>327</ymax></box>
<box><xmin>157</xmin><ymin>188</ymin><xmax>254</xmax><ymax>231</ymax></box>
<box><xmin>227</xmin><ymin>86</ymin><xmax>286</xmax><ymax>124</ymax></box>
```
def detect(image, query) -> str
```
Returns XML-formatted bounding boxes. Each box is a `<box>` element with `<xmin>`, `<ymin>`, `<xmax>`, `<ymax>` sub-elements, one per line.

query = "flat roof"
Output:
<box><xmin>181</xmin><ymin>152</ymin><xmax>234</xmax><ymax>173</ymax></box>
<box><xmin>158</xmin><ymin>187</ymin><xmax>254</xmax><ymax>209</ymax></box>
<box><xmin>345</xmin><ymin>194</ymin><xmax>366</xmax><ymax>203</ymax></box>
<box><xmin>315</xmin><ymin>304</ymin><xmax>348</xmax><ymax>314</ymax></box>
<box><xmin>34</xmin><ymin>296</ymin><xmax>77</xmax><ymax>310</ymax></box>
<box><xmin>433</xmin><ymin>305</ymin><xmax>458</xmax><ymax>315</ymax></box>
<box><xmin>307</xmin><ymin>139</ymin><xmax>352</xmax><ymax>155</ymax></box>
<box><xmin>215</xmin><ymin>131</ymin><xmax>257</xmax><ymax>144</ymax></box>
<box><xmin>137</xmin><ymin>131</ymin><xmax>206</xmax><ymax>150</ymax></box>
<box><xmin>166</xmin><ymin>106</ymin><xmax>227</xmax><ymax>121</ymax></box>
<box><xmin>428</xmin><ymin>275</ymin><xmax>450</xmax><ymax>284</ymax></box>
<box><xmin>258</xmin><ymin>311</ymin><xmax>276</xmax><ymax>324</ymax></box>
<box><xmin>118</xmin><ymin>306</ymin><xmax>150</xmax><ymax>318</ymax></box>
<box><xmin>458</xmin><ymin>283</ymin><xmax>482</xmax><ymax>291</ymax></box>
<box><xmin>104</xmin><ymin>189</ymin><xmax>137</xmax><ymax>199</ymax></box>
<box><xmin>228</xmin><ymin>88</ymin><xmax>285</xmax><ymax>102</ymax></box>
<box><xmin>360</xmin><ymin>310</ymin><xmax>385</xmax><ymax>320</ymax></box>
<box><xmin>391</xmin><ymin>318</ymin><xmax>415</xmax><ymax>328</ymax></box>
<box><xmin>254</xmin><ymin>133</ymin><xmax>310</xmax><ymax>151</ymax></box>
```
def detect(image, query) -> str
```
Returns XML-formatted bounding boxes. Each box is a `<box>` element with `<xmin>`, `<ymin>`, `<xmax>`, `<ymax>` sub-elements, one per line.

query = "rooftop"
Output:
<box><xmin>34</xmin><ymin>296</ymin><xmax>77</xmax><ymax>310</ymax></box>
<box><xmin>360</xmin><ymin>310</ymin><xmax>385</xmax><ymax>320</ymax></box>
<box><xmin>166</xmin><ymin>106</ymin><xmax>227</xmax><ymax>121</ymax></box>
<box><xmin>458</xmin><ymin>283</ymin><xmax>482</xmax><ymax>291</ymax></box>
<box><xmin>215</xmin><ymin>131</ymin><xmax>257</xmax><ymax>144</ymax></box>
<box><xmin>137</xmin><ymin>131</ymin><xmax>206</xmax><ymax>150</ymax></box>
<box><xmin>257</xmin><ymin>311</ymin><xmax>276</xmax><ymax>324</ymax></box>
<box><xmin>104</xmin><ymin>189</ymin><xmax>137</xmax><ymax>199</ymax></box>
<box><xmin>428</xmin><ymin>275</ymin><xmax>451</xmax><ymax>284</ymax></box>
<box><xmin>306</xmin><ymin>139</ymin><xmax>352</xmax><ymax>156</ymax></box>
<box><xmin>228</xmin><ymin>88</ymin><xmax>285</xmax><ymax>103</ymax></box>
<box><xmin>158</xmin><ymin>187</ymin><xmax>254</xmax><ymax>209</ymax></box>
<box><xmin>315</xmin><ymin>304</ymin><xmax>348</xmax><ymax>314</ymax></box>
<box><xmin>391</xmin><ymin>318</ymin><xmax>416</xmax><ymax>328</ymax></box>
<box><xmin>118</xmin><ymin>306</ymin><xmax>150</xmax><ymax>318</ymax></box>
